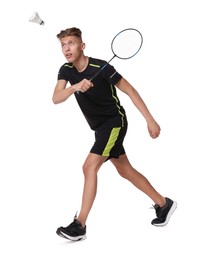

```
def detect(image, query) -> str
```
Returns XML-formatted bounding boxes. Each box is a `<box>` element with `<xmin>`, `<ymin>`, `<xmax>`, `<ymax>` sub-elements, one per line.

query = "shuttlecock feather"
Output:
<box><xmin>29</xmin><ymin>12</ymin><xmax>44</xmax><ymax>25</ymax></box>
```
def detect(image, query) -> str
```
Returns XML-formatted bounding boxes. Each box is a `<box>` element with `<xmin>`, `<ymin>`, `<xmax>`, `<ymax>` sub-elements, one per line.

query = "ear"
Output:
<box><xmin>81</xmin><ymin>42</ymin><xmax>86</xmax><ymax>50</ymax></box>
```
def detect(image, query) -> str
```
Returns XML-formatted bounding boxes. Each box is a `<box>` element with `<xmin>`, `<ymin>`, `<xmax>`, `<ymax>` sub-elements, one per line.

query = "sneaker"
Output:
<box><xmin>151</xmin><ymin>197</ymin><xmax>177</xmax><ymax>226</ymax></box>
<box><xmin>56</xmin><ymin>215</ymin><xmax>86</xmax><ymax>241</ymax></box>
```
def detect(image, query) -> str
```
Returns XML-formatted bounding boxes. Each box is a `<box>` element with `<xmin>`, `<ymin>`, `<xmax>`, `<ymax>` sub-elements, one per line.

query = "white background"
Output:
<box><xmin>0</xmin><ymin>0</ymin><xmax>199</xmax><ymax>259</ymax></box>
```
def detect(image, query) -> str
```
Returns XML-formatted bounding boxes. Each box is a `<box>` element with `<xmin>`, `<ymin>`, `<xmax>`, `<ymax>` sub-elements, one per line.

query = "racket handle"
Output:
<box><xmin>90</xmin><ymin>55</ymin><xmax>116</xmax><ymax>82</ymax></box>
<box><xmin>90</xmin><ymin>63</ymin><xmax>108</xmax><ymax>81</ymax></box>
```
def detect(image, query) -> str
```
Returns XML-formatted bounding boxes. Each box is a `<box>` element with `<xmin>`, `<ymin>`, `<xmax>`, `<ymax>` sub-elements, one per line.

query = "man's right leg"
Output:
<box><xmin>57</xmin><ymin>153</ymin><xmax>107</xmax><ymax>240</ymax></box>
<box><xmin>77</xmin><ymin>153</ymin><xmax>107</xmax><ymax>226</ymax></box>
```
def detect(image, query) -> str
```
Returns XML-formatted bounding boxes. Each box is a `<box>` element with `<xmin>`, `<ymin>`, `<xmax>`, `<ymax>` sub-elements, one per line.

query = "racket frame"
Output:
<box><xmin>90</xmin><ymin>28</ymin><xmax>143</xmax><ymax>81</ymax></box>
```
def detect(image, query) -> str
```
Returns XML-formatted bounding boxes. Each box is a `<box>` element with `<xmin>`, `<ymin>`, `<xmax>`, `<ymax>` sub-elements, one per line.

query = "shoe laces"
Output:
<box><xmin>150</xmin><ymin>204</ymin><xmax>161</xmax><ymax>216</ymax></box>
<box><xmin>66</xmin><ymin>212</ymin><xmax>79</xmax><ymax>229</ymax></box>
<box><xmin>149</xmin><ymin>204</ymin><xmax>159</xmax><ymax>210</ymax></box>
<box><xmin>72</xmin><ymin>211</ymin><xmax>86</xmax><ymax>228</ymax></box>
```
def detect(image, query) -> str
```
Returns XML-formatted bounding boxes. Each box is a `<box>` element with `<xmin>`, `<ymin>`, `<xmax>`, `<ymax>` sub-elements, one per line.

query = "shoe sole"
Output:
<box><xmin>153</xmin><ymin>201</ymin><xmax>177</xmax><ymax>227</ymax></box>
<box><xmin>57</xmin><ymin>230</ymin><xmax>86</xmax><ymax>241</ymax></box>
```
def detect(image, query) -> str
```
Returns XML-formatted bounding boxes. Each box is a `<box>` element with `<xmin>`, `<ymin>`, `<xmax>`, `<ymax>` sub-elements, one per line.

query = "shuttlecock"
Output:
<box><xmin>29</xmin><ymin>12</ymin><xmax>44</xmax><ymax>25</ymax></box>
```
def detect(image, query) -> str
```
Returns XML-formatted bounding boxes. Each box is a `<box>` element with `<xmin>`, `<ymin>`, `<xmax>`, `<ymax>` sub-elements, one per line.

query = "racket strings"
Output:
<box><xmin>111</xmin><ymin>29</ymin><xmax>143</xmax><ymax>59</ymax></box>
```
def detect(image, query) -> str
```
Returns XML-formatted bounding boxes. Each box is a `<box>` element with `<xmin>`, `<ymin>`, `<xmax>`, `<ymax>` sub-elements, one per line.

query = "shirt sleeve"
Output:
<box><xmin>103</xmin><ymin>63</ymin><xmax>122</xmax><ymax>85</ymax></box>
<box><xmin>57</xmin><ymin>65</ymin><xmax>69</xmax><ymax>81</ymax></box>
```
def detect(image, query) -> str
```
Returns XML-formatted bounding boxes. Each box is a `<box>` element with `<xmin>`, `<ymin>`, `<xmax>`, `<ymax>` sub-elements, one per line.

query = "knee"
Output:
<box><xmin>115</xmin><ymin>164</ymin><xmax>132</xmax><ymax>179</ymax></box>
<box><xmin>82</xmin><ymin>154</ymin><xmax>105</xmax><ymax>178</ymax></box>
<box><xmin>117</xmin><ymin>168</ymin><xmax>127</xmax><ymax>179</ymax></box>
<box><xmin>82</xmin><ymin>161</ymin><xmax>97</xmax><ymax>178</ymax></box>
<box><xmin>82</xmin><ymin>162</ymin><xmax>89</xmax><ymax>176</ymax></box>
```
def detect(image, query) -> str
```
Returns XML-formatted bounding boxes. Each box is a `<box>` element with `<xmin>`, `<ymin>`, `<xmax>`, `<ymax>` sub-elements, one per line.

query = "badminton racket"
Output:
<box><xmin>90</xmin><ymin>28</ymin><xmax>143</xmax><ymax>81</ymax></box>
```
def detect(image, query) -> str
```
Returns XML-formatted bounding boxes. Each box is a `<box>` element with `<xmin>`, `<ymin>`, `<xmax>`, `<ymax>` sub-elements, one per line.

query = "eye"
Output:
<box><xmin>68</xmin><ymin>41</ymin><xmax>74</xmax><ymax>46</ymax></box>
<box><xmin>61</xmin><ymin>41</ymin><xmax>75</xmax><ymax>48</ymax></box>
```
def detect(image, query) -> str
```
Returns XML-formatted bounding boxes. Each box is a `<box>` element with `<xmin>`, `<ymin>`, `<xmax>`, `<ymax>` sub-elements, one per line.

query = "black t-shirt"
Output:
<box><xmin>57</xmin><ymin>57</ymin><xmax>127</xmax><ymax>130</ymax></box>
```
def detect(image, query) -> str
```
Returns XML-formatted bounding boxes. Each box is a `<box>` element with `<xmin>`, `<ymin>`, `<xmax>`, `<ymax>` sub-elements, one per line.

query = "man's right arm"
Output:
<box><xmin>52</xmin><ymin>79</ymin><xmax>76</xmax><ymax>104</ymax></box>
<box><xmin>52</xmin><ymin>79</ymin><xmax>94</xmax><ymax>104</ymax></box>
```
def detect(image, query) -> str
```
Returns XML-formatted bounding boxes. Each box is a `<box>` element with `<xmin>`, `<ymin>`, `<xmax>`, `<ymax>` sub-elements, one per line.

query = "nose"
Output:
<box><xmin>64</xmin><ymin>45</ymin><xmax>70</xmax><ymax>52</ymax></box>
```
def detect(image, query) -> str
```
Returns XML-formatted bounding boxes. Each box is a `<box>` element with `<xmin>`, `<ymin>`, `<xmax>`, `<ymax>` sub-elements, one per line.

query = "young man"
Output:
<box><xmin>52</xmin><ymin>27</ymin><xmax>177</xmax><ymax>241</ymax></box>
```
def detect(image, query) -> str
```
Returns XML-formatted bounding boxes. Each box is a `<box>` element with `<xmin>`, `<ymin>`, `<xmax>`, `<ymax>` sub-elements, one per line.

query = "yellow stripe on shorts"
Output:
<box><xmin>102</xmin><ymin>127</ymin><xmax>121</xmax><ymax>156</ymax></box>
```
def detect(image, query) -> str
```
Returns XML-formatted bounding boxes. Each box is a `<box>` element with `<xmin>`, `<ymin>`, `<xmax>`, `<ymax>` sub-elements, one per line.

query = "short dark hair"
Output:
<box><xmin>56</xmin><ymin>27</ymin><xmax>82</xmax><ymax>41</ymax></box>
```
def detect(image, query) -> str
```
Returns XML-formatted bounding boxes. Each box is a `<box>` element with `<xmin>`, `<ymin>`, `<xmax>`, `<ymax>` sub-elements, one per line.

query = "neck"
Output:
<box><xmin>75</xmin><ymin>56</ymin><xmax>89</xmax><ymax>72</ymax></box>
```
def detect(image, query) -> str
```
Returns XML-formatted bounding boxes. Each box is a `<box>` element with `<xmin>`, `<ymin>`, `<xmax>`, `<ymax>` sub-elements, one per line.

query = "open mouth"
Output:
<box><xmin>65</xmin><ymin>53</ymin><xmax>72</xmax><ymax>60</ymax></box>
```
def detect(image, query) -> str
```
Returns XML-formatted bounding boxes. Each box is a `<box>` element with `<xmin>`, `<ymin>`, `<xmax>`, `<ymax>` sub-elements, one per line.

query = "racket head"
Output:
<box><xmin>111</xmin><ymin>28</ymin><xmax>143</xmax><ymax>60</ymax></box>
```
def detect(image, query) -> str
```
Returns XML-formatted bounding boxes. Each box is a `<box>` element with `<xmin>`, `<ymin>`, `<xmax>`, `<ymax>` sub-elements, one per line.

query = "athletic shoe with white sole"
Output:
<box><xmin>151</xmin><ymin>197</ymin><xmax>177</xmax><ymax>226</ymax></box>
<box><xmin>56</xmin><ymin>216</ymin><xmax>86</xmax><ymax>241</ymax></box>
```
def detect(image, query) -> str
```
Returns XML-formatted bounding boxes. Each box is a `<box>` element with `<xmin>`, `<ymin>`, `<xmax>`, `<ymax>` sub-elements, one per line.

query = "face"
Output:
<box><xmin>60</xmin><ymin>36</ymin><xmax>85</xmax><ymax>63</ymax></box>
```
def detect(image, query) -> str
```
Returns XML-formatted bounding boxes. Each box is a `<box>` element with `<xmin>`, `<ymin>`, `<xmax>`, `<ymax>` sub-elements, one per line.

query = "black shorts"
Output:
<box><xmin>90</xmin><ymin>117</ymin><xmax>128</xmax><ymax>160</ymax></box>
